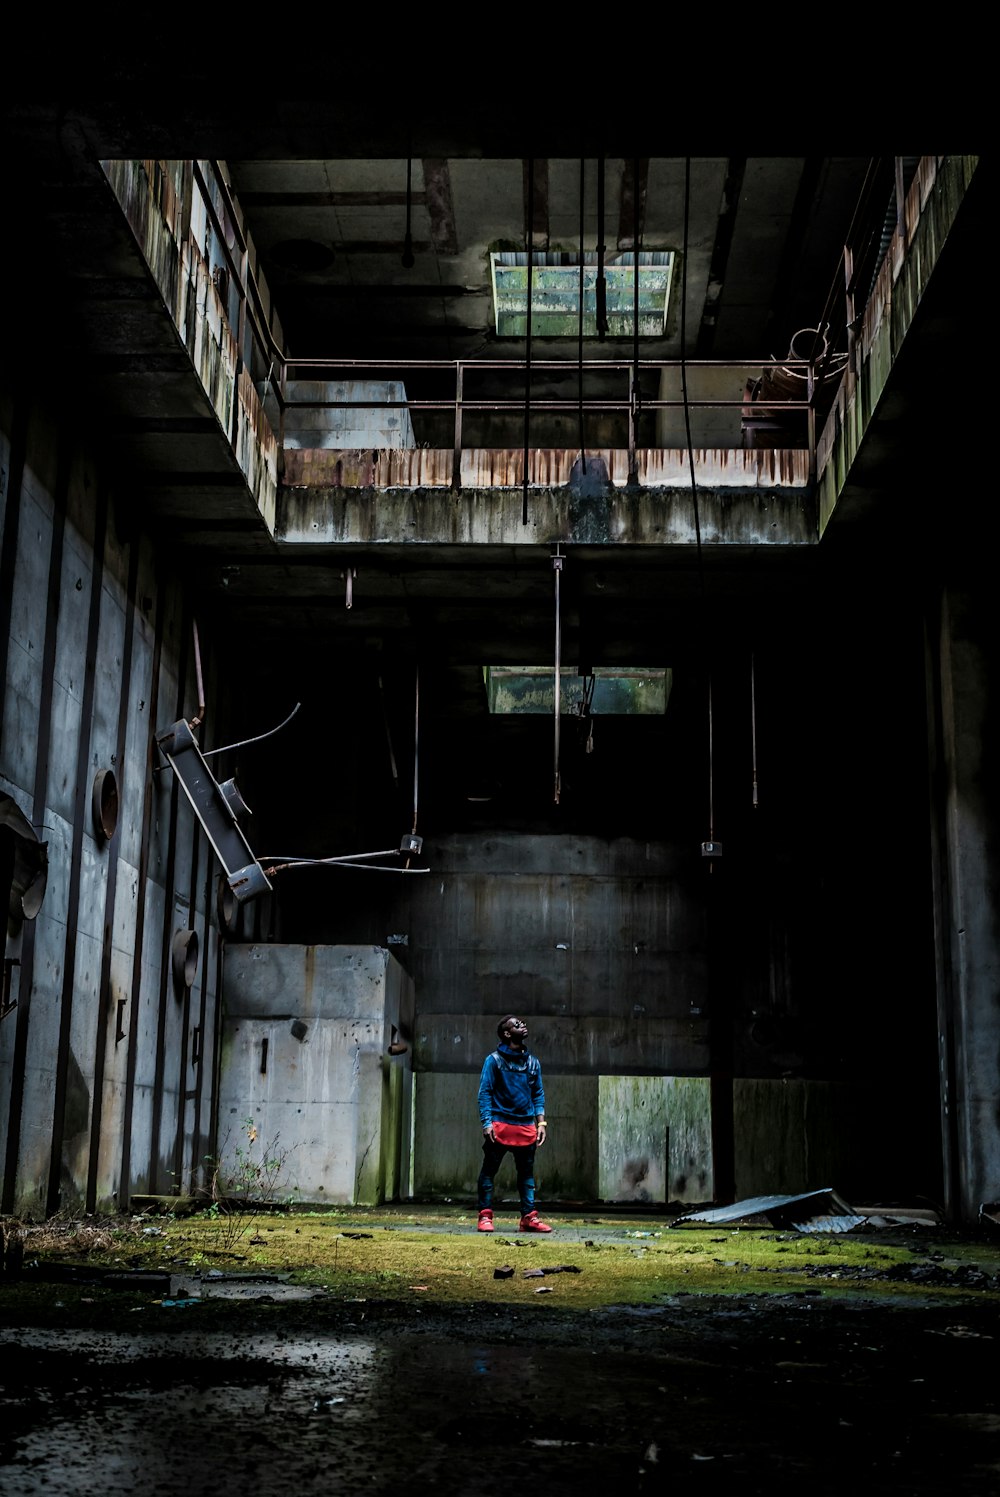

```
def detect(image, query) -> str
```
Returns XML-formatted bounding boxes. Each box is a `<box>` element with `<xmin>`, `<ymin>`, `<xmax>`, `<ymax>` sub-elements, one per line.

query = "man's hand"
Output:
<box><xmin>483</xmin><ymin>1124</ymin><xmax>496</xmax><ymax>1143</ymax></box>
<box><xmin>536</xmin><ymin>1119</ymin><xmax>547</xmax><ymax>1146</ymax></box>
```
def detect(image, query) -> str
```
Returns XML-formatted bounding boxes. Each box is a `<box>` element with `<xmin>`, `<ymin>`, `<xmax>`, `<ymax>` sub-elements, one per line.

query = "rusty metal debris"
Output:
<box><xmin>979</xmin><ymin>1202</ymin><xmax>1000</xmax><ymax>1236</ymax></box>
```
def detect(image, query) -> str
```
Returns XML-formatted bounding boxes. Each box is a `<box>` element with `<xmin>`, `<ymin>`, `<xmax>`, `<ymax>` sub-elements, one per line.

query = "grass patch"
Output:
<box><xmin>5</xmin><ymin>1210</ymin><xmax>1000</xmax><ymax>1314</ymax></box>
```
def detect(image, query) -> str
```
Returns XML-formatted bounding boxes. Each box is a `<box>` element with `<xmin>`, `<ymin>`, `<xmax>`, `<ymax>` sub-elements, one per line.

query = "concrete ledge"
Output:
<box><xmin>279</xmin><ymin>468</ymin><xmax>816</xmax><ymax>547</ymax></box>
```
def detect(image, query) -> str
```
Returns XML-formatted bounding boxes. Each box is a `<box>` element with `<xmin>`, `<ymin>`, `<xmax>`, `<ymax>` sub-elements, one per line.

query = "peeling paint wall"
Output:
<box><xmin>817</xmin><ymin>156</ymin><xmax>978</xmax><ymax>530</ymax></box>
<box><xmin>101</xmin><ymin>159</ymin><xmax>279</xmax><ymax>534</ymax></box>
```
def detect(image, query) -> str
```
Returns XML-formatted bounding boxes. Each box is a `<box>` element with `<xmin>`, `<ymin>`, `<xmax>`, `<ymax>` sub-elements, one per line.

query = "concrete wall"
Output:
<box><xmin>402</xmin><ymin>833</ymin><xmax>710</xmax><ymax>1200</ymax></box>
<box><xmin>0</xmin><ymin>395</ymin><xmax>223</xmax><ymax>1216</ymax></box>
<box><xmin>218</xmin><ymin>944</ymin><xmax>414</xmax><ymax>1205</ymax></box>
<box><xmin>402</xmin><ymin>832</ymin><xmax>709</xmax><ymax>1053</ymax></box>
<box><xmin>927</xmin><ymin>581</ymin><xmax>1000</xmax><ymax>1218</ymax></box>
<box><xmin>732</xmin><ymin>1080</ymin><xmax>854</xmax><ymax>1199</ymax></box>
<box><xmin>598</xmin><ymin>1075</ymin><xmax>713</xmax><ymax>1204</ymax></box>
<box><xmin>266</xmin><ymin>381</ymin><xmax>416</xmax><ymax>450</ymax></box>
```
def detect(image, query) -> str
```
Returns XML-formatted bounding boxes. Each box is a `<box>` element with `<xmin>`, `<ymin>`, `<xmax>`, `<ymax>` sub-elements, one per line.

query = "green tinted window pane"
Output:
<box><xmin>486</xmin><ymin>667</ymin><xmax>670</xmax><ymax>715</ymax></box>
<box><xmin>491</xmin><ymin>252</ymin><xmax>674</xmax><ymax>338</ymax></box>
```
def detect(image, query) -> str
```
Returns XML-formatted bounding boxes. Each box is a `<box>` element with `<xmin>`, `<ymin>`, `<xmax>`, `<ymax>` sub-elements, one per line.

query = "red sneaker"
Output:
<box><xmin>518</xmin><ymin>1211</ymin><xmax>552</xmax><ymax>1233</ymax></box>
<box><xmin>477</xmin><ymin>1209</ymin><xmax>494</xmax><ymax>1233</ymax></box>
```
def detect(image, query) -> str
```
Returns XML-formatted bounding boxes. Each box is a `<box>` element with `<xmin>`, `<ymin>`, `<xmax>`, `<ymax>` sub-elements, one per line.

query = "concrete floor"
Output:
<box><xmin>2</xmin><ymin>1209</ymin><xmax>999</xmax><ymax>1494</ymax></box>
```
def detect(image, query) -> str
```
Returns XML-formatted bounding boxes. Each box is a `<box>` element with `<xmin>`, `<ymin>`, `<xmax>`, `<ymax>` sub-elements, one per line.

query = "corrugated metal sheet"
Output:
<box><xmin>671</xmin><ymin>1188</ymin><xmax>867</xmax><ymax>1234</ymax></box>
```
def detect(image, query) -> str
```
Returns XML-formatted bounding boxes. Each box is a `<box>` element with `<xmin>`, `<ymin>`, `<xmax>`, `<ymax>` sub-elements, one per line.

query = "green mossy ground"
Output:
<box><xmin>4</xmin><ymin>1205</ymin><xmax>1000</xmax><ymax>1326</ymax></box>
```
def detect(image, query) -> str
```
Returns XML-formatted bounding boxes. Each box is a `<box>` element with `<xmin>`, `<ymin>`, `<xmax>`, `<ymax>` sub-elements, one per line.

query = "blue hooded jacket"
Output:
<box><xmin>478</xmin><ymin>1042</ymin><xmax>545</xmax><ymax>1128</ymax></box>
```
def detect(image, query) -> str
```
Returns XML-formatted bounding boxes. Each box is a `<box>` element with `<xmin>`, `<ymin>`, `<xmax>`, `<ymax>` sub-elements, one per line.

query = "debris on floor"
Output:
<box><xmin>978</xmin><ymin>1202</ymin><xmax>1000</xmax><ymax>1236</ymax></box>
<box><xmin>671</xmin><ymin>1190</ymin><xmax>942</xmax><ymax>1234</ymax></box>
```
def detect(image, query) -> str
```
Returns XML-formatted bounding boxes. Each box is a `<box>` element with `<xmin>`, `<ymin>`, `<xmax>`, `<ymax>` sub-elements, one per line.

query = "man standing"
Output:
<box><xmin>476</xmin><ymin>1015</ymin><xmax>553</xmax><ymax>1233</ymax></box>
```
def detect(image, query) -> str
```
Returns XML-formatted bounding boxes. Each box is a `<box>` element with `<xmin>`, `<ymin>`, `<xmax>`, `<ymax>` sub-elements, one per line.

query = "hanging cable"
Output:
<box><xmin>596</xmin><ymin>156</ymin><xmax>608</xmax><ymax>339</ymax></box>
<box><xmin>202</xmin><ymin>701</ymin><xmax>301</xmax><ymax>759</ymax></box>
<box><xmin>680</xmin><ymin>158</ymin><xmax>716</xmax><ymax>868</ymax></box>
<box><xmin>553</xmin><ymin>547</ymin><xmax>563</xmax><ymax>804</ymax></box>
<box><xmin>404</xmin><ymin>663</ymin><xmax>421</xmax><ymax>869</ymax></box>
<box><xmin>578</xmin><ymin>157</ymin><xmax>586</xmax><ymax>473</ymax></box>
<box><xmin>708</xmin><ymin>676</ymin><xmax>715</xmax><ymax>840</ymax></box>
<box><xmin>262</xmin><ymin>854</ymin><xmax>429</xmax><ymax>877</ymax></box>
<box><xmin>523</xmin><ymin>158</ymin><xmax>534</xmax><ymax>527</ymax></box>
<box><xmin>681</xmin><ymin>158</ymin><xmax>705</xmax><ymax>597</ymax></box>
<box><xmin>576</xmin><ymin>670</ymin><xmax>595</xmax><ymax>754</ymax></box>
<box><xmin>377</xmin><ymin>675</ymin><xmax>400</xmax><ymax>792</ymax></box>
<box><xmin>189</xmin><ymin>619</ymin><xmax>206</xmax><ymax>730</ymax></box>
<box><xmin>751</xmin><ymin>652</ymin><xmax>759</xmax><ymax>808</ymax></box>
<box><xmin>629</xmin><ymin>156</ymin><xmax>641</xmax><ymax>486</ymax></box>
<box><xmin>411</xmin><ymin>663</ymin><xmax>420</xmax><ymax>838</ymax></box>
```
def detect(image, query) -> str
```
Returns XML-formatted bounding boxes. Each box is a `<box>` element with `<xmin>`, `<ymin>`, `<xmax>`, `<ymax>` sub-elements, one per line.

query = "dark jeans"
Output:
<box><xmin>478</xmin><ymin>1137</ymin><xmax>537</xmax><ymax>1214</ymax></box>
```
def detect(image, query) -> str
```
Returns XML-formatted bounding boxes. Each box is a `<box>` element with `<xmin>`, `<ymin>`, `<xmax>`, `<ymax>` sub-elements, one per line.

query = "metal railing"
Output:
<box><xmin>189</xmin><ymin>156</ymin><xmax>929</xmax><ymax>488</ymax></box>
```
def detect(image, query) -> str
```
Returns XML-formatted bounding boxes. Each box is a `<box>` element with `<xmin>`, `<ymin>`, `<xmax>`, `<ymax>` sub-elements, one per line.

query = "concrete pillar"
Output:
<box><xmin>927</xmin><ymin>579</ymin><xmax>1000</xmax><ymax>1219</ymax></box>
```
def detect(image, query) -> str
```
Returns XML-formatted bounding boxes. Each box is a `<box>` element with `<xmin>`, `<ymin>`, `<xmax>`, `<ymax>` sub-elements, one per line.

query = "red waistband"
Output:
<box><xmin>491</xmin><ymin>1121</ymin><xmax>538</xmax><ymax>1146</ymax></box>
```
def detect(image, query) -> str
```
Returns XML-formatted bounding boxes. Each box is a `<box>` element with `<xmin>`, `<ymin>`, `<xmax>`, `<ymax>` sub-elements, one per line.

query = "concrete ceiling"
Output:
<box><xmin>4</xmin><ymin>67</ymin><xmax>972</xmax><ymax>840</ymax></box>
<box><xmin>224</xmin><ymin>154</ymin><xmax>874</xmax><ymax>364</ymax></box>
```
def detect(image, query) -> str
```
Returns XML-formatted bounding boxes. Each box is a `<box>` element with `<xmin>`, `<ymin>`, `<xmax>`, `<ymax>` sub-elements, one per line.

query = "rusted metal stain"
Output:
<box><xmin>285</xmin><ymin>447</ymin><xmax>810</xmax><ymax>492</ymax></box>
<box><xmin>817</xmin><ymin>155</ymin><xmax>976</xmax><ymax>533</ymax></box>
<box><xmin>102</xmin><ymin>157</ymin><xmax>277</xmax><ymax>532</ymax></box>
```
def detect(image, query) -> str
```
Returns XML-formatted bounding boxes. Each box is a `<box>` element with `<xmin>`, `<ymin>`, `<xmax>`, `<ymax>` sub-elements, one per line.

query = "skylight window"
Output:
<box><xmin>486</xmin><ymin>667</ymin><xmax>670</xmax><ymax>715</ymax></box>
<box><xmin>490</xmin><ymin>252</ymin><xmax>674</xmax><ymax>338</ymax></box>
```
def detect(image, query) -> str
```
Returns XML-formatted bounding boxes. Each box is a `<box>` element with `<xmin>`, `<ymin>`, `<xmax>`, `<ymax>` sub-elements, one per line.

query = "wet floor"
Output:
<box><xmin>3</xmin><ymin>1294</ymin><xmax>1000</xmax><ymax>1495</ymax></box>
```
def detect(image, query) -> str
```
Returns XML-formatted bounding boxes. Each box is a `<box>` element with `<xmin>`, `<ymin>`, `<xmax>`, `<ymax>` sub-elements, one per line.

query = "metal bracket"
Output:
<box><xmin>155</xmin><ymin>718</ymin><xmax>273</xmax><ymax>904</ymax></box>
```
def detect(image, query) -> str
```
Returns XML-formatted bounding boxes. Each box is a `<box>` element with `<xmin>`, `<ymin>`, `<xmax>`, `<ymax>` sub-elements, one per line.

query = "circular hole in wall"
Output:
<box><xmin>172</xmin><ymin>929</ymin><xmax>199</xmax><ymax>991</ymax></box>
<box><xmin>217</xmin><ymin>877</ymin><xmax>239</xmax><ymax>935</ymax></box>
<box><xmin>92</xmin><ymin>769</ymin><xmax>119</xmax><ymax>841</ymax></box>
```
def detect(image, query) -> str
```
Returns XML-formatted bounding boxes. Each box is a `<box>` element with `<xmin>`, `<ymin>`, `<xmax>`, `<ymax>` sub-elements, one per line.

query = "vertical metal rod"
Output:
<box><xmin>191</xmin><ymin>619</ymin><xmax>205</xmax><ymax>729</ymax></box>
<box><xmin>412</xmin><ymin>664</ymin><xmax>420</xmax><ymax>835</ymax></box>
<box><xmin>553</xmin><ymin>550</ymin><xmax>563</xmax><ymax>803</ymax></box>
<box><xmin>578</xmin><ymin>158</ymin><xmax>586</xmax><ymax>473</ymax></box>
<box><xmin>629</xmin><ymin>157</ymin><xmax>641</xmax><ymax>484</ymax></box>
<box><xmin>523</xmin><ymin>158</ymin><xmax>534</xmax><ymax>527</ymax></box>
<box><xmin>707</xmin><ymin>674</ymin><xmax>715</xmax><ymax>872</ymax></box>
<box><xmin>452</xmin><ymin>362</ymin><xmax>463</xmax><ymax>490</ymax></box>
<box><xmin>596</xmin><ymin>157</ymin><xmax>607</xmax><ymax>340</ymax></box>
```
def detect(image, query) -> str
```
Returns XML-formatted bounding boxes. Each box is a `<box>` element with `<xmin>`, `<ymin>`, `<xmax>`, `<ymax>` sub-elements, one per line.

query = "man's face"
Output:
<box><xmin>504</xmin><ymin>1018</ymin><xmax>528</xmax><ymax>1045</ymax></box>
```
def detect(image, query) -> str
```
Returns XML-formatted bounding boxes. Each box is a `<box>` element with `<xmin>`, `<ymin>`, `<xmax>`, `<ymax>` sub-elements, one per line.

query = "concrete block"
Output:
<box><xmin>218</xmin><ymin>945</ymin><xmax>414</xmax><ymax>1204</ymax></box>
